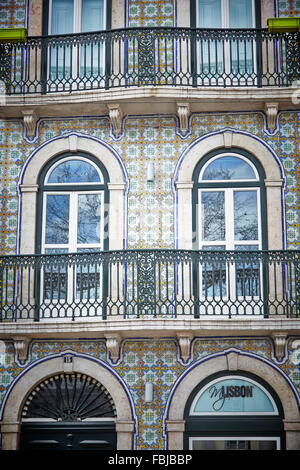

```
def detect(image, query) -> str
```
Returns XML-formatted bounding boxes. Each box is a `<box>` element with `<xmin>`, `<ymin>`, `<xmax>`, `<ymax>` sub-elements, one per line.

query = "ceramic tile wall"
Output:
<box><xmin>0</xmin><ymin>0</ymin><xmax>27</xmax><ymax>29</ymax></box>
<box><xmin>127</xmin><ymin>0</ymin><xmax>175</xmax><ymax>27</ymax></box>
<box><xmin>0</xmin><ymin>111</ymin><xmax>299</xmax><ymax>255</ymax></box>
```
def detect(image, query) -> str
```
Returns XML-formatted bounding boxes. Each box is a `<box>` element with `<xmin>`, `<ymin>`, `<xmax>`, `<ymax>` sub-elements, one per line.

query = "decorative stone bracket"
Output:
<box><xmin>107</xmin><ymin>104</ymin><xmax>123</xmax><ymax>137</ymax></box>
<box><xmin>272</xmin><ymin>332</ymin><xmax>287</xmax><ymax>361</ymax></box>
<box><xmin>176</xmin><ymin>102</ymin><xmax>190</xmax><ymax>136</ymax></box>
<box><xmin>105</xmin><ymin>334</ymin><xmax>121</xmax><ymax>362</ymax></box>
<box><xmin>265</xmin><ymin>102</ymin><xmax>278</xmax><ymax>133</ymax></box>
<box><xmin>222</xmin><ymin>130</ymin><xmax>233</xmax><ymax>148</ymax></box>
<box><xmin>176</xmin><ymin>332</ymin><xmax>193</xmax><ymax>362</ymax></box>
<box><xmin>22</xmin><ymin>109</ymin><xmax>38</xmax><ymax>138</ymax></box>
<box><xmin>13</xmin><ymin>336</ymin><xmax>30</xmax><ymax>362</ymax></box>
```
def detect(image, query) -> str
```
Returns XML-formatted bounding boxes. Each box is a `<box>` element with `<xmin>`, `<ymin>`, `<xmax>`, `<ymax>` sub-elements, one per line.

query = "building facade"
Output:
<box><xmin>0</xmin><ymin>0</ymin><xmax>300</xmax><ymax>451</ymax></box>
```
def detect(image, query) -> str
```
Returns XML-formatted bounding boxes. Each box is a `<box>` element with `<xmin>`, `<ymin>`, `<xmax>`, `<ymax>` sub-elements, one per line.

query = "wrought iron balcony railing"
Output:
<box><xmin>0</xmin><ymin>250</ymin><xmax>299</xmax><ymax>322</ymax></box>
<box><xmin>0</xmin><ymin>27</ymin><xmax>299</xmax><ymax>95</ymax></box>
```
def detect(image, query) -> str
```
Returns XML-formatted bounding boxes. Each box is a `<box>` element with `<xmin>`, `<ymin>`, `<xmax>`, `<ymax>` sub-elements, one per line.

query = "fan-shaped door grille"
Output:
<box><xmin>22</xmin><ymin>373</ymin><xmax>116</xmax><ymax>421</ymax></box>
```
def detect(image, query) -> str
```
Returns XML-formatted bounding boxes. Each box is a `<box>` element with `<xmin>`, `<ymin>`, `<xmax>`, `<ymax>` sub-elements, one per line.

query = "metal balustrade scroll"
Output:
<box><xmin>2</xmin><ymin>28</ymin><xmax>299</xmax><ymax>95</ymax></box>
<box><xmin>0</xmin><ymin>250</ymin><xmax>299</xmax><ymax>321</ymax></box>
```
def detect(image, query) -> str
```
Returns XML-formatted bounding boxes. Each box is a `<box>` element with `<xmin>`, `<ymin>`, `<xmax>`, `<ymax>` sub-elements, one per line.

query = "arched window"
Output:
<box><xmin>35</xmin><ymin>153</ymin><xmax>109</xmax><ymax>317</ymax></box>
<box><xmin>36</xmin><ymin>153</ymin><xmax>109</xmax><ymax>255</ymax></box>
<box><xmin>193</xmin><ymin>149</ymin><xmax>267</xmax><ymax>251</ymax></box>
<box><xmin>192</xmin><ymin>149</ymin><xmax>267</xmax><ymax>315</ymax></box>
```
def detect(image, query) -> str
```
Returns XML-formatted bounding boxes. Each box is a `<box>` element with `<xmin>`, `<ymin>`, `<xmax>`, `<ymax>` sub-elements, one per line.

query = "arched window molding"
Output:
<box><xmin>36</xmin><ymin>152</ymin><xmax>110</xmax><ymax>254</ymax></box>
<box><xmin>193</xmin><ymin>148</ymin><xmax>267</xmax><ymax>250</ymax></box>
<box><xmin>18</xmin><ymin>135</ymin><xmax>127</xmax><ymax>255</ymax></box>
<box><xmin>0</xmin><ymin>354</ymin><xmax>134</xmax><ymax>450</ymax></box>
<box><xmin>175</xmin><ymin>131</ymin><xmax>285</xmax><ymax>250</ymax></box>
<box><xmin>165</xmin><ymin>351</ymin><xmax>300</xmax><ymax>450</ymax></box>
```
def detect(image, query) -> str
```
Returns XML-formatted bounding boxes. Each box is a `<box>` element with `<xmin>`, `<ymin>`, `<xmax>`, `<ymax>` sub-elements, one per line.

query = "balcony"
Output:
<box><xmin>1</xmin><ymin>250</ymin><xmax>299</xmax><ymax>323</ymax></box>
<box><xmin>1</xmin><ymin>27</ymin><xmax>299</xmax><ymax>97</ymax></box>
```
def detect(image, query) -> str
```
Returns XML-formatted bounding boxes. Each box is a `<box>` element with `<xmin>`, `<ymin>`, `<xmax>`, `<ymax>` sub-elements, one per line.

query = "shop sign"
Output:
<box><xmin>191</xmin><ymin>376</ymin><xmax>277</xmax><ymax>415</ymax></box>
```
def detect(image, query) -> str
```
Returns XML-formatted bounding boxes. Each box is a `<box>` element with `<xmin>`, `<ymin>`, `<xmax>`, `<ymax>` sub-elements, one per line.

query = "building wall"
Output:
<box><xmin>0</xmin><ymin>111</ymin><xmax>299</xmax><ymax>256</ymax></box>
<box><xmin>0</xmin><ymin>336</ymin><xmax>299</xmax><ymax>449</ymax></box>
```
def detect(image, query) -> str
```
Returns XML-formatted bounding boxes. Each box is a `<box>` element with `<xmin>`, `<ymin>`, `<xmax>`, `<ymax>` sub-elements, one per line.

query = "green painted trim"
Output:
<box><xmin>0</xmin><ymin>28</ymin><xmax>27</xmax><ymax>43</ymax></box>
<box><xmin>267</xmin><ymin>18</ymin><xmax>300</xmax><ymax>33</ymax></box>
<box><xmin>268</xmin><ymin>17</ymin><xmax>300</xmax><ymax>33</ymax></box>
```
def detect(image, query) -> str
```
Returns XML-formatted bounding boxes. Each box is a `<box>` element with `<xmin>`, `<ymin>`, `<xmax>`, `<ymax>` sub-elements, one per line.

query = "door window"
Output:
<box><xmin>37</xmin><ymin>154</ymin><xmax>108</xmax><ymax>314</ymax></box>
<box><xmin>196</xmin><ymin>0</ymin><xmax>256</xmax><ymax>83</ymax></box>
<box><xmin>47</xmin><ymin>0</ymin><xmax>106</xmax><ymax>83</ymax></box>
<box><xmin>193</xmin><ymin>150</ymin><xmax>266</xmax><ymax>315</ymax></box>
<box><xmin>49</xmin><ymin>0</ymin><xmax>106</xmax><ymax>35</ymax></box>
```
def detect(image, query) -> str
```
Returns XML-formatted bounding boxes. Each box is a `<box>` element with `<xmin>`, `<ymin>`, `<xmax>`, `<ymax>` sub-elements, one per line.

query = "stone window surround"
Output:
<box><xmin>166</xmin><ymin>351</ymin><xmax>300</xmax><ymax>450</ymax></box>
<box><xmin>0</xmin><ymin>355</ymin><xmax>134</xmax><ymax>450</ymax></box>
<box><xmin>19</xmin><ymin>134</ymin><xmax>127</xmax><ymax>255</ymax></box>
<box><xmin>175</xmin><ymin>130</ymin><xmax>285</xmax><ymax>251</ymax></box>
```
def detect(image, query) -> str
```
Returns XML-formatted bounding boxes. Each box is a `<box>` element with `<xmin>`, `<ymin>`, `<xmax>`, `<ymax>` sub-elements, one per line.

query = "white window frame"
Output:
<box><xmin>196</xmin><ymin>0</ymin><xmax>256</xmax><ymax>29</ymax></box>
<box><xmin>197</xmin><ymin>154</ymin><xmax>263</xmax><ymax>313</ymax></box>
<box><xmin>189</xmin><ymin>436</ymin><xmax>281</xmax><ymax>450</ymax></box>
<box><xmin>196</xmin><ymin>0</ymin><xmax>257</xmax><ymax>86</ymax></box>
<box><xmin>42</xmin><ymin>190</ymin><xmax>105</xmax><ymax>254</ymax></box>
<box><xmin>48</xmin><ymin>0</ymin><xmax>107</xmax><ymax>91</ymax></box>
<box><xmin>48</xmin><ymin>0</ymin><xmax>107</xmax><ymax>35</ymax></box>
<box><xmin>39</xmin><ymin>156</ymin><xmax>106</xmax><ymax>317</ymax></box>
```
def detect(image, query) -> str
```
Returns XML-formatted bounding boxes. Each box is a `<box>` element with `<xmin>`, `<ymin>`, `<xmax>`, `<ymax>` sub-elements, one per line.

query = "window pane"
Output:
<box><xmin>234</xmin><ymin>245</ymin><xmax>260</xmax><ymax>297</ymax></box>
<box><xmin>77</xmin><ymin>194</ymin><xmax>102</xmax><ymax>244</ymax></box>
<box><xmin>82</xmin><ymin>0</ymin><xmax>104</xmax><ymax>32</ymax></box>
<box><xmin>229</xmin><ymin>0</ymin><xmax>253</xmax><ymax>28</ymax></box>
<box><xmin>198</xmin><ymin>0</ymin><xmax>221</xmax><ymax>28</ymax></box>
<box><xmin>201</xmin><ymin>191</ymin><xmax>225</xmax><ymax>241</ymax></box>
<box><xmin>80</xmin><ymin>0</ymin><xmax>105</xmax><ymax>78</ymax></box>
<box><xmin>45</xmin><ymin>195</ymin><xmax>69</xmax><ymax>244</ymax></box>
<box><xmin>201</xmin><ymin>245</ymin><xmax>226</xmax><ymax>297</ymax></box>
<box><xmin>234</xmin><ymin>191</ymin><xmax>258</xmax><ymax>240</ymax></box>
<box><xmin>48</xmin><ymin>160</ymin><xmax>101</xmax><ymax>184</ymax></box>
<box><xmin>43</xmin><ymin>248</ymin><xmax>68</xmax><ymax>300</ymax></box>
<box><xmin>51</xmin><ymin>0</ymin><xmax>74</xmax><ymax>34</ymax></box>
<box><xmin>202</xmin><ymin>156</ymin><xmax>256</xmax><ymax>180</ymax></box>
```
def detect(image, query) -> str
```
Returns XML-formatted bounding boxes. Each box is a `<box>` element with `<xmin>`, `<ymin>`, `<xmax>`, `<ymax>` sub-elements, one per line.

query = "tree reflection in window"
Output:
<box><xmin>195</xmin><ymin>152</ymin><xmax>264</xmax><ymax>305</ymax></box>
<box><xmin>201</xmin><ymin>156</ymin><xmax>257</xmax><ymax>181</ymax></box>
<box><xmin>48</xmin><ymin>159</ymin><xmax>102</xmax><ymax>184</ymax></box>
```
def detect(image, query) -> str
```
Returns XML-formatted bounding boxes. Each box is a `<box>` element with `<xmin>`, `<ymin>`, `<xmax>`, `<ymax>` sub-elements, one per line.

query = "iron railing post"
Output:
<box><xmin>40</xmin><ymin>37</ymin><xmax>48</xmax><ymax>94</ymax></box>
<box><xmin>256</xmin><ymin>29</ymin><xmax>263</xmax><ymax>88</ymax></box>
<box><xmin>105</xmin><ymin>31</ymin><xmax>111</xmax><ymax>90</ymax></box>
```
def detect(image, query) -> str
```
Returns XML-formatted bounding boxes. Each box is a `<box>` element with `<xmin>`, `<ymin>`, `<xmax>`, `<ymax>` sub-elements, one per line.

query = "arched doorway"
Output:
<box><xmin>0</xmin><ymin>355</ymin><xmax>134</xmax><ymax>450</ymax></box>
<box><xmin>20</xmin><ymin>372</ymin><xmax>117</xmax><ymax>450</ymax></box>
<box><xmin>184</xmin><ymin>371</ymin><xmax>284</xmax><ymax>450</ymax></box>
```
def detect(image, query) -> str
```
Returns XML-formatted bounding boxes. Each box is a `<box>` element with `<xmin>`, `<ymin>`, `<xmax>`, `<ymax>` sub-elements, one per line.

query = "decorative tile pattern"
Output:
<box><xmin>30</xmin><ymin>340</ymin><xmax>107</xmax><ymax>362</ymax></box>
<box><xmin>0</xmin><ymin>0</ymin><xmax>27</xmax><ymax>29</ymax></box>
<box><xmin>0</xmin><ymin>111</ymin><xmax>300</xmax><ymax>254</ymax></box>
<box><xmin>277</xmin><ymin>0</ymin><xmax>300</xmax><ymax>16</ymax></box>
<box><xmin>127</xmin><ymin>0</ymin><xmax>175</xmax><ymax>27</ymax></box>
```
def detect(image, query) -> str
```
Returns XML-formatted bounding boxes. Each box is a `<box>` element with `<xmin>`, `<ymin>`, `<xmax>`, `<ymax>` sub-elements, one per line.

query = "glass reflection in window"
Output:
<box><xmin>48</xmin><ymin>159</ymin><xmax>101</xmax><ymax>184</ymax></box>
<box><xmin>201</xmin><ymin>156</ymin><xmax>257</xmax><ymax>181</ymax></box>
